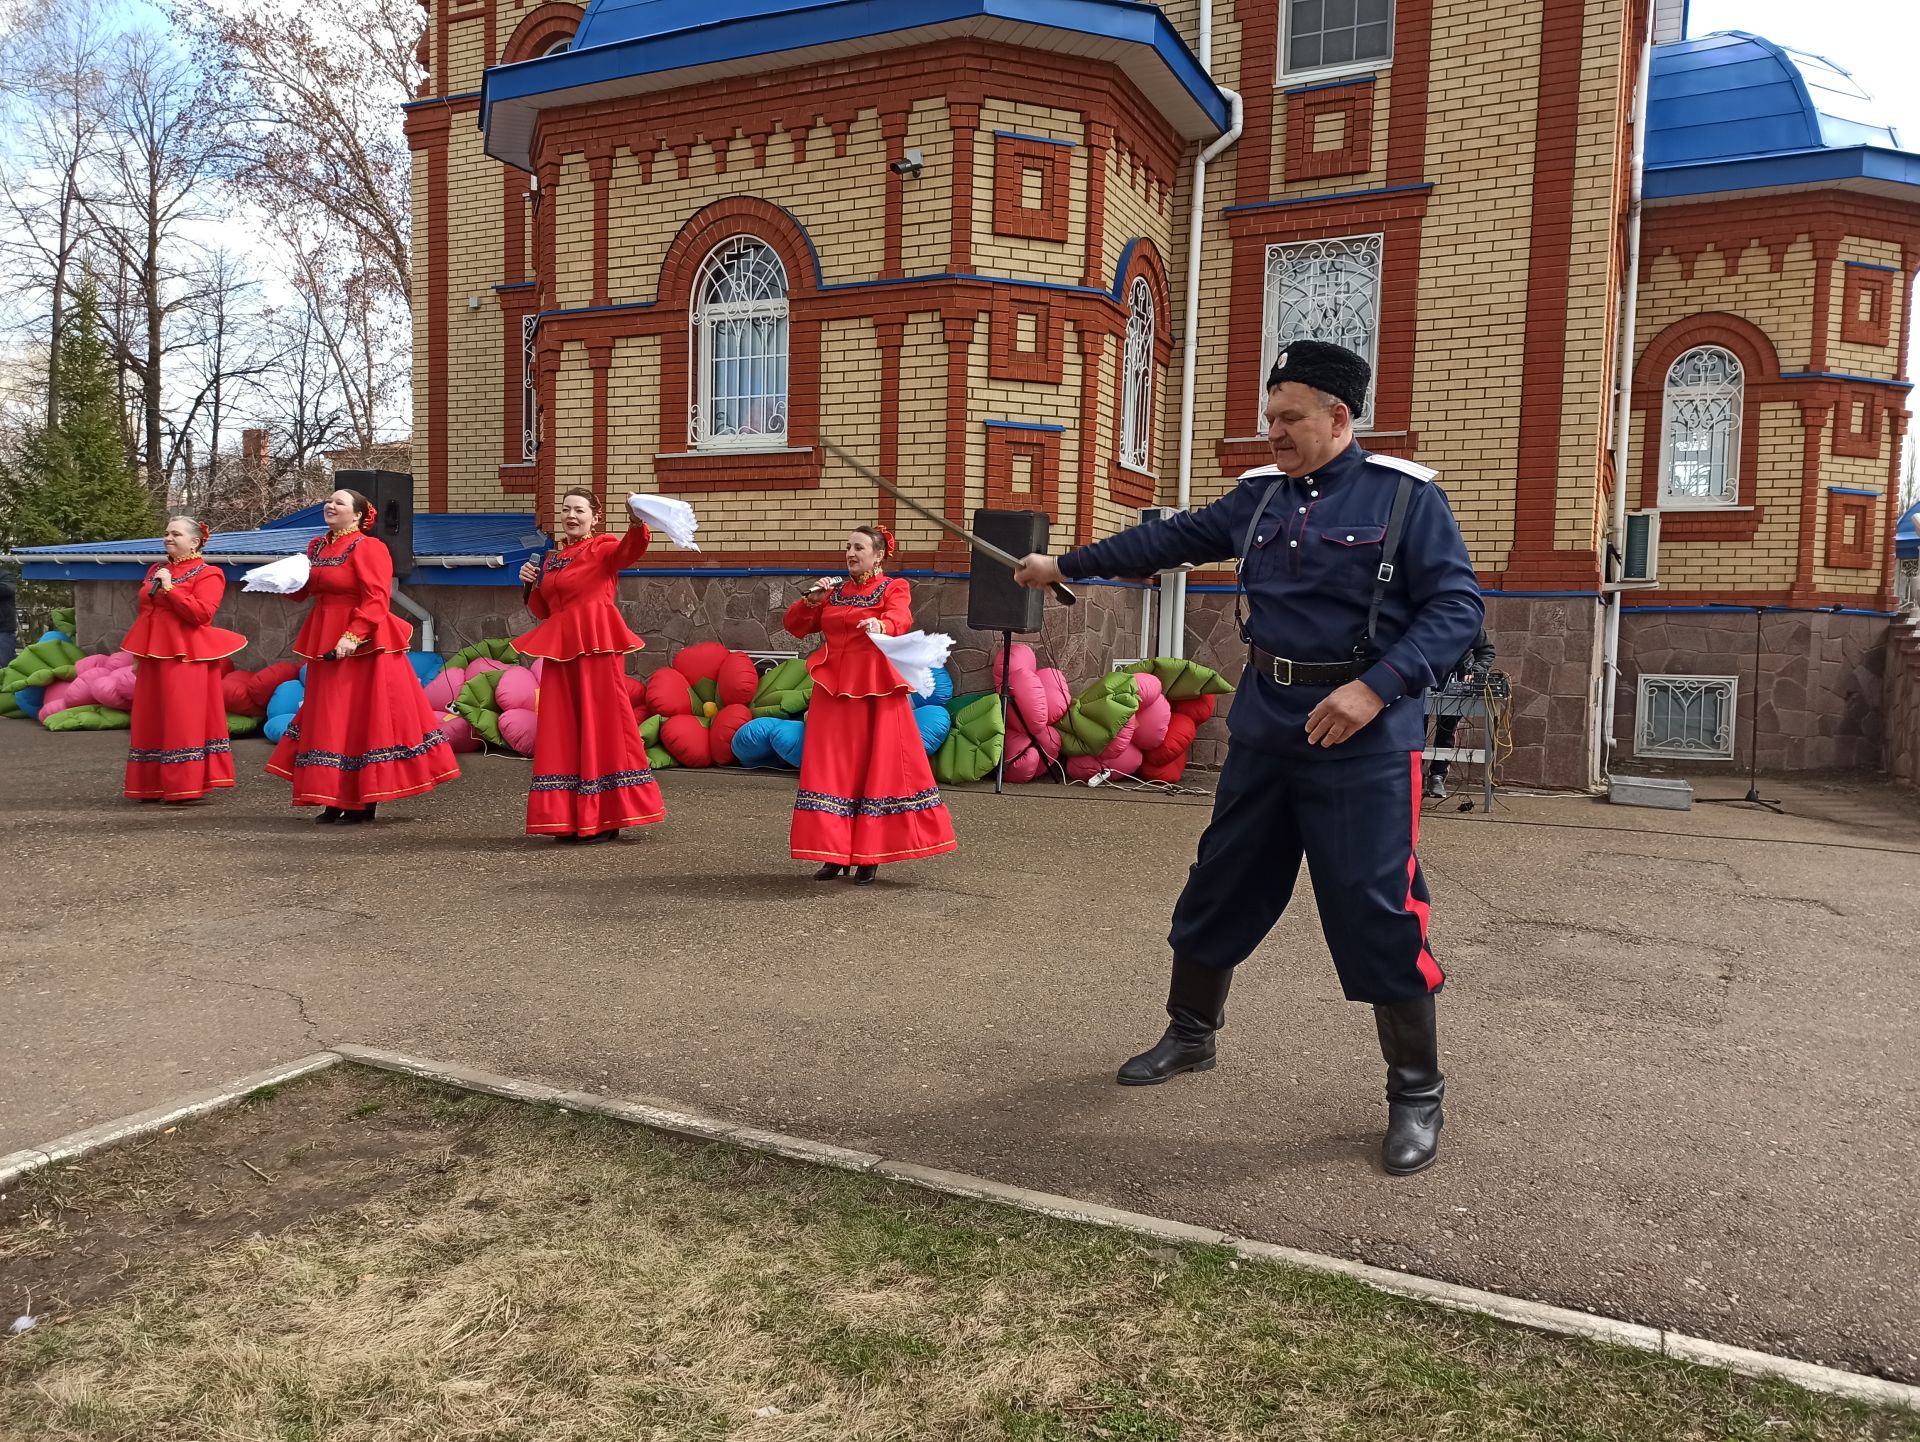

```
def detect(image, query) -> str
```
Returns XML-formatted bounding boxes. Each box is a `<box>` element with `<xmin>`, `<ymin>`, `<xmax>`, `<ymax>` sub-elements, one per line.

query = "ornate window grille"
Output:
<box><xmin>521</xmin><ymin>314</ymin><xmax>538</xmax><ymax>461</ymax></box>
<box><xmin>1635</xmin><ymin>674</ymin><xmax>1739</xmax><ymax>760</ymax></box>
<box><xmin>1119</xmin><ymin>277</ymin><xmax>1155</xmax><ymax>473</ymax></box>
<box><xmin>1282</xmin><ymin>0</ymin><xmax>1394</xmax><ymax>77</ymax></box>
<box><xmin>1659</xmin><ymin>345</ymin><xmax>1743</xmax><ymax>507</ymax></box>
<box><xmin>690</xmin><ymin>237</ymin><xmax>789</xmax><ymax>450</ymax></box>
<box><xmin>1261</xmin><ymin>234</ymin><xmax>1383</xmax><ymax>430</ymax></box>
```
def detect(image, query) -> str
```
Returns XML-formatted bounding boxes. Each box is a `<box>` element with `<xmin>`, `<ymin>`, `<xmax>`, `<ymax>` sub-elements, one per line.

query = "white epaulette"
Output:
<box><xmin>1365</xmin><ymin>454</ymin><xmax>1438</xmax><ymax>482</ymax></box>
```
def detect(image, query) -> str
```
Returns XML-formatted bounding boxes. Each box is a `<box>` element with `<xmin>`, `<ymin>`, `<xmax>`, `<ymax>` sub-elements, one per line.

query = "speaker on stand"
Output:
<box><xmin>334</xmin><ymin>468</ymin><xmax>416</xmax><ymax>580</ymax></box>
<box><xmin>966</xmin><ymin>509</ymin><xmax>1049</xmax><ymax>794</ymax></box>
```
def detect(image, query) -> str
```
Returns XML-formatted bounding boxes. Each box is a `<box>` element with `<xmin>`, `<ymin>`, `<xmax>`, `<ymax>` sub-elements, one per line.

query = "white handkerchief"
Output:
<box><xmin>241</xmin><ymin>552</ymin><xmax>312</xmax><ymax>595</ymax></box>
<box><xmin>870</xmin><ymin>630</ymin><xmax>953</xmax><ymax>699</ymax></box>
<box><xmin>627</xmin><ymin>493</ymin><xmax>701</xmax><ymax>550</ymax></box>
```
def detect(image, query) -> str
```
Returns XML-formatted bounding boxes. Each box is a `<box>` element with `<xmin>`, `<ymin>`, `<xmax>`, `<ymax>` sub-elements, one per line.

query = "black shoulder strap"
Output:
<box><xmin>1234</xmin><ymin>478</ymin><xmax>1287</xmax><ymax>643</ymax></box>
<box><xmin>1359</xmin><ymin>472</ymin><xmax>1417</xmax><ymax>657</ymax></box>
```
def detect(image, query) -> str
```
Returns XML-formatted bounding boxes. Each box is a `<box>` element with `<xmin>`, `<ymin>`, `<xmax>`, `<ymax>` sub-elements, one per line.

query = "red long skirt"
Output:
<box><xmin>265</xmin><ymin>650</ymin><xmax>460</xmax><ymax>807</ymax></box>
<box><xmin>526</xmin><ymin>653</ymin><xmax>665</xmax><ymax>836</ymax></box>
<box><xmin>124</xmin><ymin>659</ymin><xmax>235</xmax><ymax>801</ymax></box>
<box><xmin>791</xmin><ymin>688</ymin><xmax>956</xmax><ymax>866</ymax></box>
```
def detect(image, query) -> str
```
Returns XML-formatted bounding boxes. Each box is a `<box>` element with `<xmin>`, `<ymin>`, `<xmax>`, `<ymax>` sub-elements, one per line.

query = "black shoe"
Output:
<box><xmin>851</xmin><ymin>864</ymin><xmax>878</xmax><ymax>885</ymax></box>
<box><xmin>813</xmin><ymin>863</ymin><xmax>845</xmax><ymax>881</ymax></box>
<box><xmin>1375</xmin><ymin>993</ymin><xmax>1445</xmax><ymax>1175</ymax></box>
<box><xmin>338</xmin><ymin>808</ymin><xmax>374</xmax><ymax>825</ymax></box>
<box><xmin>555</xmin><ymin>833</ymin><xmax>581</xmax><ymax>844</ymax></box>
<box><xmin>1424</xmin><ymin>770</ymin><xmax>1448</xmax><ymax>800</ymax></box>
<box><xmin>582</xmin><ymin>829</ymin><xmax>620</xmax><ymax>844</ymax></box>
<box><xmin>1116</xmin><ymin>957</ymin><xmax>1233</xmax><ymax>1086</ymax></box>
<box><xmin>316</xmin><ymin>807</ymin><xmax>344</xmax><ymax>825</ymax></box>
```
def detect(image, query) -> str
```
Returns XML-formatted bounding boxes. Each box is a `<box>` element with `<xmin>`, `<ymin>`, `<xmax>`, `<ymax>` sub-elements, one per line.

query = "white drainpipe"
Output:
<box><xmin>1168</xmin><ymin>0</ymin><xmax>1243</xmax><ymax>658</ymax></box>
<box><xmin>1595</xmin><ymin>27</ymin><xmax>1653</xmax><ymax>788</ymax></box>
<box><xmin>391</xmin><ymin>579</ymin><xmax>437</xmax><ymax>654</ymax></box>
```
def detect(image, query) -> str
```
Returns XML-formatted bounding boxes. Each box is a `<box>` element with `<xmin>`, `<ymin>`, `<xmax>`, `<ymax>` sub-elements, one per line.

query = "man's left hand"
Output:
<box><xmin>1305</xmin><ymin>680</ymin><xmax>1385</xmax><ymax>747</ymax></box>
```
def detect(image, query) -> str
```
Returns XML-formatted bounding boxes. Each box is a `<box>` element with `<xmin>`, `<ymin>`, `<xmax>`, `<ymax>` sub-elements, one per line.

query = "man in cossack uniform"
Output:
<box><xmin>1016</xmin><ymin>339</ymin><xmax>1483</xmax><ymax>1174</ymax></box>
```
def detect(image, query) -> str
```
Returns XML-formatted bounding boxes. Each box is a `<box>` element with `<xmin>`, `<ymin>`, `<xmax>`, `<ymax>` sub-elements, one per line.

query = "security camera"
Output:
<box><xmin>888</xmin><ymin>148</ymin><xmax>924</xmax><ymax>179</ymax></box>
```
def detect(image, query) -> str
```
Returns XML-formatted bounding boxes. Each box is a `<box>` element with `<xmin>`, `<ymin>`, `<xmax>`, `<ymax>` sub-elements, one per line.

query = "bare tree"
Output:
<box><xmin>175</xmin><ymin>0</ymin><xmax>420</xmax><ymax>311</ymax></box>
<box><xmin>78</xmin><ymin>25</ymin><xmax>234</xmax><ymax>501</ymax></box>
<box><xmin>0</xmin><ymin>0</ymin><xmax>109</xmax><ymax>429</ymax></box>
<box><xmin>167</xmin><ymin>246</ymin><xmax>280</xmax><ymax>515</ymax></box>
<box><xmin>275</xmin><ymin>211</ymin><xmax>407</xmax><ymax>455</ymax></box>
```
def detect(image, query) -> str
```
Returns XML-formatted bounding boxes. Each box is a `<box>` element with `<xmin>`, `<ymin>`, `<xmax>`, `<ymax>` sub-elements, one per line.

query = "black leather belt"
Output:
<box><xmin>1248</xmin><ymin>646</ymin><xmax>1367</xmax><ymax>687</ymax></box>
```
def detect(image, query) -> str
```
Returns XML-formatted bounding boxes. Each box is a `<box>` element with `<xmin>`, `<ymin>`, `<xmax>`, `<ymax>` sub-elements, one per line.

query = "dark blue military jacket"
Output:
<box><xmin>1057</xmin><ymin>441</ymin><xmax>1484</xmax><ymax>760</ymax></box>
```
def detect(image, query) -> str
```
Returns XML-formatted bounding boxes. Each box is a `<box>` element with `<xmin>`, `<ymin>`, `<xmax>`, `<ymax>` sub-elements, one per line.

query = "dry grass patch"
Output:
<box><xmin>0</xmin><ymin>1068</ymin><xmax>1915</xmax><ymax>1441</ymax></box>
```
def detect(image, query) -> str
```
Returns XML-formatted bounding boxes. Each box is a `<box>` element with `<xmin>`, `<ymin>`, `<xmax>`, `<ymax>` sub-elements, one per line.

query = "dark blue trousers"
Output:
<box><xmin>1168</xmin><ymin>742</ymin><xmax>1445</xmax><ymax>1005</ymax></box>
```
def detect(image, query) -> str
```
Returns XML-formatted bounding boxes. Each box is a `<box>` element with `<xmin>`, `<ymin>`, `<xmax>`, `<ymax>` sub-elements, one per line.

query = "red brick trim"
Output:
<box><xmin>1074</xmin><ymin>324</ymin><xmax>1105</xmax><ymax>545</ymax></box>
<box><xmin>1825</xmin><ymin>490</ymin><xmax>1877</xmax><ymax>569</ymax></box>
<box><xmin>875</xmin><ymin>317</ymin><xmax>905</xmax><ymax>533</ymax></box>
<box><xmin>1219</xmin><ymin>188</ymin><xmax>1429</xmax><ymax>474</ymax></box>
<box><xmin>588</xmin><ymin>150</ymin><xmax>613</xmax><ymax>307</ymax></box>
<box><xmin>500</xmin><ymin>2</ymin><xmax>583</xmax><ymax>65</ymax></box>
<box><xmin>1285</xmin><ymin>81</ymin><xmax>1373</xmax><ymax>183</ymax></box>
<box><xmin>498</xmin><ymin>463</ymin><xmax>536</xmax><ymax>494</ymax></box>
<box><xmin>942</xmin><ymin>310</ymin><xmax>983</xmax><ymax>561</ymax></box>
<box><xmin>881</xmin><ymin>107</ymin><xmax>909</xmax><ymax>281</ymax></box>
<box><xmin>500</xmin><ymin>287</ymin><xmax>536</xmax><ymax>467</ymax></box>
<box><xmin>984</xmin><ymin>425</ymin><xmax>1061</xmax><ymax>513</ymax></box>
<box><xmin>950</xmin><ymin>97</ymin><xmax>981</xmax><ymax>275</ymax></box>
<box><xmin>1881</xmin><ymin>408</ymin><xmax>1910</xmax><ymax>607</ymax></box>
<box><xmin>1505</xmin><ymin>0</ymin><xmax>1588</xmax><ymax>587</ymax></box>
<box><xmin>1081</xmin><ymin>121</ymin><xmax>1112</xmax><ymax>288</ymax></box>
<box><xmin>1831</xmin><ymin>388</ymin><xmax>1883</xmax><ymax>459</ymax></box>
<box><xmin>653</xmin><ymin>197</ymin><xmax>822</xmax><ymax>493</ymax></box>
<box><xmin>1386</xmin><ymin>0</ymin><xmax>1434</xmax><ymax>187</ymax></box>
<box><xmin>587</xmin><ymin>340</ymin><xmax>612</xmax><ymax>511</ymax></box>
<box><xmin>992</xmin><ymin>134</ymin><xmax>1072</xmax><ymax>244</ymax></box>
<box><xmin>1839</xmin><ymin>264</ymin><xmax>1895</xmax><ymax>348</ymax></box>
<box><xmin>425</xmin><ymin>128</ymin><xmax>448</xmax><ymax>512</ymax></box>
<box><xmin>989</xmin><ymin>293</ymin><xmax>1064</xmax><ymax>384</ymax></box>
<box><xmin>1109</xmin><ymin>240</ymin><xmax>1172</xmax><ymax>501</ymax></box>
<box><xmin>1633</xmin><ymin>312</ymin><xmax>1780</xmax><ymax>515</ymax></box>
<box><xmin>1809</xmin><ymin>236</ymin><xmax>1840</xmax><ymax>372</ymax></box>
<box><xmin>1231</xmin><ymin>0</ymin><xmax>1277</xmax><ymax>208</ymax></box>
<box><xmin>1791</xmin><ymin>400</ymin><xmax>1830</xmax><ymax>602</ymax></box>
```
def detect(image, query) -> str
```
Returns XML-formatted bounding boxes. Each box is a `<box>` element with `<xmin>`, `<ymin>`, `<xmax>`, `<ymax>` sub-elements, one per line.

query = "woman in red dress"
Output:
<box><xmin>122</xmin><ymin>515</ymin><xmax>247</xmax><ymax>804</ymax></box>
<box><xmin>266</xmin><ymin>488</ymin><xmax>460</xmax><ymax>823</ymax></box>
<box><xmin>784</xmin><ymin>524</ymin><xmax>956</xmax><ymax>884</ymax></box>
<box><xmin>514</xmin><ymin>487</ymin><xmax>665</xmax><ymax>843</ymax></box>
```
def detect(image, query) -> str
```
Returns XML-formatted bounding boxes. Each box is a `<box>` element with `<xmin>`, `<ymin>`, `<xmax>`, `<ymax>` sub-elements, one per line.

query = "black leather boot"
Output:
<box><xmin>1374</xmin><ymin>993</ymin><xmax>1445</xmax><ymax>1175</ymax></box>
<box><xmin>1116</xmin><ymin>958</ymin><xmax>1232</xmax><ymax>1086</ymax></box>
<box><xmin>851</xmin><ymin>864</ymin><xmax>878</xmax><ymax>885</ymax></box>
<box><xmin>813</xmin><ymin>863</ymin><xmax>845</xmax><ymax>881</ymax></box>
<box><xmin>315</xmin><ymin>807</ymin><xmax>344</xmax><ymax>825</ymax></box>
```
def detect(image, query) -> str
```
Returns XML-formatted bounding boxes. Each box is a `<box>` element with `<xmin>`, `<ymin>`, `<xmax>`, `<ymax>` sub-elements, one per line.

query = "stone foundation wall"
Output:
<box><xmin>1881</xmin><ymin>613</ymin><xmax>1920</xmax><ymax>785</ymax></box>
<box><xmin>67</xmin><ymin>578</ymin><xmax>1898</xmax><ymax>787</ymax></box>
<box><xmin>1614</xmin><ymin>609</ymin><xmax>1888</xmax><ymax>772</ymax></box>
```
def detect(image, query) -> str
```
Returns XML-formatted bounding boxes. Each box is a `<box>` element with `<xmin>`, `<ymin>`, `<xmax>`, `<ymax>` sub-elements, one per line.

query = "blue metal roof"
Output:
<box><xmin>1647</xmin><ymin>31</ymin><xmax>1918</xmax><ymax>201</ymax></box>
<box><xmin>1897</xmin><ymin>498</ymin><xmax>1919</xmax><ymax>560</ymax></box>
<box><xmin>482</xmin><ymin>0</ymin><xmax>1230</xmax><ymax>170</ymax></box>
<box><xmin>12</xmin><ymin>510</ymin><xmax>546</xmax><ymax>588</ymax></box>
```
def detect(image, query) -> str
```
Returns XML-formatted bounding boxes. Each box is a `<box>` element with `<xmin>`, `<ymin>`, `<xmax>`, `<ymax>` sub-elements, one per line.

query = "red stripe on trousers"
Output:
<box><xmin>1408</xmin><ymin>749</ymin><xmax>1445</xmax><ymax>991</ymax></box>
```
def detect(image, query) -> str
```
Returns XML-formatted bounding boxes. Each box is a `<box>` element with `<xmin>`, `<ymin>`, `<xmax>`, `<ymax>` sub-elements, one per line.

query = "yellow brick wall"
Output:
<box><xmin>410</xmin><ymin>158</ymin><xmax>432</xmax><ymax>510</ymax></box>
<box><xmin>974</xmin><ymin>100</ymin><xmax>1087</xmax><ymax>285</ymax></box>
<box><xmin>1638</xmin><ymin>241</ymin><xmax>1817</xmax><ymax>371</ymax></box>
<box><xmin>1828</xmin><ymin>234</ymin><xmax>1907</xmax><ymax>380</ymax></box>
<box><xmin>554</xmin><ymin>153</ymin><xmax>594</xmax><ymax>309</ymax></box>
<box><xmin>552</xmin><ymin>344</ymin><xmax>593</xmax><ymax>502</ymax></box>
<box><xmin>442</xmin><ymin>121</ymin><xmax>511</xmax><ymax>514</ymax></box>
<box><xmin>1101</xmin><ymin>145</ymin><xmax>1173</xmax><ymax>294</ymax></box>
<box><xmin>1407</xmin><ymin>0</ymin><xmax>1545</xmax><ymax>568</ymax></box>
<box><xmin>894</xmin><ymin>313</ymin><xmax>951</xmax><ymax>555</ymax></box>
<box><xmin>1628</xmin><ymin>405</ymin><xmax>1804</xmax><ymax>592</ymax></box>
<box><xmin>1553</xmin><ymin>0</ymin><xmax>1631</xmax><ymax>555</ymax></box>
<box><xmin>608</xmin><ymin>335</ymin><xmax>662</xmax><ymax>498</ymax></box>
<box><xmin>902</xmin><ymin>100</ymin><xmax>955</xmax><ymax>275</ymax></box>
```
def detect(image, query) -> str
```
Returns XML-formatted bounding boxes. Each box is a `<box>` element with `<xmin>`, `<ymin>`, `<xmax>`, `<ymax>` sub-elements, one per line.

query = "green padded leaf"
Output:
<box><xmin>43</xmin><ymin>704</ymin><xmax>132</xmax><ymax>731</ymax></box>
<box><xmin>932</xmin><ymin>693</ymin><xmax>1003</xmax><ymax>785</ymax></box>
<box><xmin>1</xmin><ymin>638</ymin><xmax>83</xmax><ymax>694</ymax></box>
<box><xmin>444</xmin><ymin>637</ymin><xmax>527</xmax><ymax>670</ymax></box>
<box><xmin>451</xmin><ymin>670</ymin><xmax>506</xmax><ymax>747</ymax></box>
<box><xmin>1123</xmin><ymin>657</ymin><xmax>1236</xmax><ymax>699</ymax></box>
<box><xmin>226</xmin><ymin>713</ymin><xmax>261</xmax><ymax>737</ymax></box>
<box><xmin>750</xmin><ymin>656</ymin><xmax>815</xmax><ymax>718</ymax></box>
<box><xmin>1057</xmin><ymin>671</ymin><xmax>1140</xmax><ymax>758</ymax></box>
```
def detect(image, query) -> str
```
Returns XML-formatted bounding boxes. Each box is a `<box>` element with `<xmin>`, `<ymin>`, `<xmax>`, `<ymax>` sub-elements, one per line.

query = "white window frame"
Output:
<box><xmin>1634</xmin><ymin>674</ymin><xmax>1740</xmax><ymax>761</ymax></box>
<box><xmin>1658</xmin><ymin>345</ymin><xmax>1743</xmax><ymax>509</ymax></box>
<box><xmin>539</xmin><ymin>36</ymin><xmax>572</xmax><ymax>56</ymax></box>
<box><xmin>1278</xmin><ymin>0</ymin><xmax>1395</xmax><ymax>84</ymax></box>
<box><xmin>1119</xmin><ymin>277</ymin><xmax>1155</xmax><ymax>475</ymax></box>
<box><xmin>689</xmin><ymin>236</ymin><xmax>790</xmax><ymax>452</ymax></box>
<box><xmin>1259</xmin><ymin>233</ymin><xmax>1383</xmax><ymax>431</ymax></box>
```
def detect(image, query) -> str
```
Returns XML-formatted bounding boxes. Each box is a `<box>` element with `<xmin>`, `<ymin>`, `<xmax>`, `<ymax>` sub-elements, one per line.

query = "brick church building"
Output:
<box><xmin>389</xmin><ymin>0</ymin><xmax>1920</xmax><ymax>787</ymax></box>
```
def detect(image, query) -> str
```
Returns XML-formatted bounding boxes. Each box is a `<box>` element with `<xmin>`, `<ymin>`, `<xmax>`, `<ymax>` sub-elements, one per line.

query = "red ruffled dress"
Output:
<box><xmin>783</xmin><ymin>573</ymin><xmax>956</xmax><ymax>867</ymax></box>
<box><xmin>265</xmin><ymin>530</ymin><xmax>460</xmax><ymax>807</ymax></box>
<box><xmin>513</xmin><ymin>526</ymin><xmax>665</xmax><ymax>836</ymax></box>
<box><xmin>121</xmin><ymin>559</ymin><xmax>247</xmax><ymax>801</ymax></box>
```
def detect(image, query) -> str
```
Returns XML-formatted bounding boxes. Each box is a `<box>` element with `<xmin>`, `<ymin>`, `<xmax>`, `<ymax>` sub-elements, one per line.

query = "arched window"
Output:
<box><xmin>1119</xmin><ymin>277</ymin><xmax>1155</xmax><ymax>474</ymax></box>
<box><xmin>540</xmin><ymin>36</ymin><xmax>572</xmax><ymax>55</ymax></box>
<box><xmin>1659</xmin><ymin>345</ymin><xmax>1743</xmax><ymax>507</ymax></box>
<box><xmin>690</xmin><ymin>237</ymin><xmax>788</xmax><ymax>450</ymax></box>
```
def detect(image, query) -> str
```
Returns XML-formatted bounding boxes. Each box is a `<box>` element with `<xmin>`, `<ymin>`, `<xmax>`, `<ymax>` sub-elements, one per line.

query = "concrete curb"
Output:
<box><xmin>0</xmin><ymin>1052</ymin><xmax>341</xmax><ymax>1190</ymax></box>
<box><xmin>3</xmin><ymin>1046</ymin><xmax>1914</xmax><ymax>1413</ymax></box>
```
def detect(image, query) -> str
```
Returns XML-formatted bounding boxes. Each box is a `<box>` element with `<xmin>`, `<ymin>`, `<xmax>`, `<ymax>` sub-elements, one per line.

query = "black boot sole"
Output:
<box><xmin>1116</xmin><ymin>1054</ymin><xmax>1216</xmax><ymax>1087</ymax></box>
<box><xmin>1382</xmin><ymin>1147</ymin><xmax>1439</xmax><ymax>1176</ymax></box>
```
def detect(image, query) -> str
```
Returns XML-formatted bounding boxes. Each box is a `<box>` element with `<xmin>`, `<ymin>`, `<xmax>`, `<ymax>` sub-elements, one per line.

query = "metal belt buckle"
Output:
<box><xmin>1268</xmin><ymin>654</ymin><xmax>1293</xmax><ymax>686</ymax></box>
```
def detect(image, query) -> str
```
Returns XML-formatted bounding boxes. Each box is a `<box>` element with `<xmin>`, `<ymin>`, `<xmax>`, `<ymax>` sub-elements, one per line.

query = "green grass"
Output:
<box><xmin>0</xmin><ymin>1071</ymin><xmax>1913</xmax><ymax>1440</ymax></box>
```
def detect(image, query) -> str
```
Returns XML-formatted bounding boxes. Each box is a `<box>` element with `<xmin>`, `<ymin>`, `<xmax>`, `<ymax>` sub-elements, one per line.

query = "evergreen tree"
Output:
<box><xmin>10</xmin><ymin>277</ymin><xmax>156</xmax><ymax>546</ymax></box>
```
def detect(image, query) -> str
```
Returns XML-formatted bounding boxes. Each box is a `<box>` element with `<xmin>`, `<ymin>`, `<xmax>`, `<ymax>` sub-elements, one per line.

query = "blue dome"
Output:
<box><xmin>1648</xmin><ymin>31</ymin><xmax>1900</xmax><ymax>170</ymax></box>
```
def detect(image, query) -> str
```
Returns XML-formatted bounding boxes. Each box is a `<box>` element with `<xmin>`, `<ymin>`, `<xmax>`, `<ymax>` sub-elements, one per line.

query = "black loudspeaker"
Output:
<box><xmin>336</xmin><ymin>469</ymin><xmax>415</xmax><ymax>578</ymax></box>
<box><xmin>966</xmin><ymin>509</ymin><xmax>1048</xmax><ymax>634</ymax></box>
